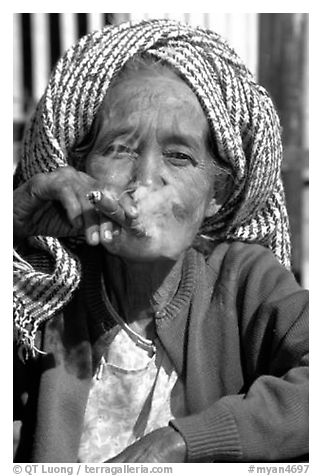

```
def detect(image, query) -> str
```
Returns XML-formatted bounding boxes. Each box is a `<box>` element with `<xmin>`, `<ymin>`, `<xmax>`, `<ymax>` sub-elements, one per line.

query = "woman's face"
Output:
<box><xmin>86</xmin><ymin>70</ymin><xmax>218</xmax><ymax>261</ymax></box>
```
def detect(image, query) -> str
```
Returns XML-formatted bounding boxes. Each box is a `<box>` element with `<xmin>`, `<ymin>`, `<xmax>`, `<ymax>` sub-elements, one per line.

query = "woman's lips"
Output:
<box><xmin>128</xmin><ymin>219</ymin><xmax>149</xmax><ymax>237</ymax></box>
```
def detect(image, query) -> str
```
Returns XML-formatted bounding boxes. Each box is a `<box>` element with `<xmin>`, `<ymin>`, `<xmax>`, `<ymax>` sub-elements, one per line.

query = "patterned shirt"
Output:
<box><xmin>78</xmin><ymin>325</ymin><xmax>183</xmax><ymax>462</ymax></box>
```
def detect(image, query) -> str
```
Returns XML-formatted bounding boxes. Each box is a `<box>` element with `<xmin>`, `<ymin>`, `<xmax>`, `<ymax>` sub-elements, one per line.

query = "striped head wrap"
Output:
<box><xmin>13</xmin><ymin>18</ymin><xmax>291</xmax><ymax>356</ymax></box>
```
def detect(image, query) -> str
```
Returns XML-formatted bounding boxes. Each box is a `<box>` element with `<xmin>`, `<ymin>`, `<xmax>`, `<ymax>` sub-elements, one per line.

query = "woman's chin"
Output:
<box><xmin>101</xmin><ymin>228</ymin><xmax>187</xmax><ymax>262</ymax></box>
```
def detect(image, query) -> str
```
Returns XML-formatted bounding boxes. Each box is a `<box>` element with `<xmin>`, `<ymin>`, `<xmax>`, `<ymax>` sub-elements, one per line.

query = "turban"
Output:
<box><xmin>13</xmin><ymin>18</ymin><xmax>291</xmax><ymax>355</ymax></box>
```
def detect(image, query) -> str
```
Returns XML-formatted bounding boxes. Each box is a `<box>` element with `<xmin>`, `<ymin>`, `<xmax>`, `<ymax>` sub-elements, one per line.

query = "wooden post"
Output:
<box><xmin>258</xmin><ymin>13</ymin><xmax>308</xmax><ymax>283</ymax></box>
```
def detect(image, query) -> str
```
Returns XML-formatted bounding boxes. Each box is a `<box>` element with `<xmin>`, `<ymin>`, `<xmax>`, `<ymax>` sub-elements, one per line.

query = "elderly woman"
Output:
<box><xmin>13</xmin><ymin>19</ymin><xmax>308</xmax><ymax>463</ymax></box>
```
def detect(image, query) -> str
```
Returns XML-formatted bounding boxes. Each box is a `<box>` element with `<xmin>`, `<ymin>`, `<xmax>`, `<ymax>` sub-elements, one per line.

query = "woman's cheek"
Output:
<box><xmin>86</xmin><ymin>156</ymin><xmax>133</xmax><ymax>188</ymax></box>
<box><xmin>153</xmin><ymin>199</ymin><xmax>208</xmax><ymax>257</ymax></box>
<box><xmin>85</xmin><ymin>155</ymin><xmax>107</xmax><ymax>178</ymax></box>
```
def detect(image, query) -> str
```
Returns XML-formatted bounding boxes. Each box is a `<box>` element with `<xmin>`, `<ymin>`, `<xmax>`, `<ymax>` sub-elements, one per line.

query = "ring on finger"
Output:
<box><xmin>86</xmin><ymin>190</ymin><xmax>102</xmax><ymax>205</ymax></box>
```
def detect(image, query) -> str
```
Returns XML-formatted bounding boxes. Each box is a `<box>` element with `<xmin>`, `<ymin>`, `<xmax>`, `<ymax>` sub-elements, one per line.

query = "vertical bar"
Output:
<box><xmin>13</xmin><ymin>13</ymin><xmax>24</xmax><ymax>121</ymax></box>
<box><xmin>113</xmin><ymin>13</ymin><xmax>130</xmax><ymax>25</ymax></box>
<box><xmin>188</xmin><ymin>12</ymin><xmax>206</xmax><ymax>27</ymax></box>
<box><xmin>103</xmin><ymin>13</ymin><xmax>114</xmax><ymax>25</ymax></box>
<box><xmin>13</xmin><ymin>13</ymin><xmax>24</xmax><ymax>171</ymax></box>
<box><xmin>166</xmin><ymin>13</ymin><xmax>187</xmax><ymax>23</ymax></box>
<box><xmin>225</xmin><ymin>13</ymin><xmax>258</xmax><ymax>76</ymax></box>
<box><xmin>227</xmin><ymin>13</ymin><xmax>247</xmax><ymax>58</ymax></box>
<box><xmin>49</xmin><ymin>13</ymin><xmax>61</xmax><ymax>70</ymax></box>
<box><xmin>77</xmin><ymin>13</ymin><xmax>88</xmax><ymax>38</ymax></box>
<box><xmin>30</xmin><ymin>13</ymin><xmax>50</xmax><ymax>102</ymax></box>
<box><xmin>21</xmin><ymin>13</ymin><xmax>33</xmax><ymax>113</ymax></box>
<box><xmin>87</xmin><ymin>13</ymin><xmax>105</xmax><ymax>33</ymax></box>
<box><xmin>206</xmin><ymin>13</ymin><xmax>227</xmax><ymax>36</ymax></box>
<box><xmin>302</xmin><ymin>185</ymin><xmax>309</xmax><ymax>288</ymax></box>
<box><xmin>127</xmin><ymin>13</ymin><xmax>145</xmax><ymax>23</ymax></box>
<box><xmin>246</xmin><ymin>14</ymin><xmax>259</xmax><ymax>78</ymax></box>
<box><xmin>60</xmin><ymin>13</ymin><xmax>77</xmax><ymax>55</ymax></box>
<box><xmin>224</xmin><ymin>13</ymin><xmax>232</xmax><ymax>41</ymax></box>
<box><xmin>183</xmin><ymin>13</ymin><xmax>191</xmax><ymax>24</ymax></box>
<box><xmin>303</xmin><ymin>22</ymin><xmax>309</xmax><ymax>151</ymax></box>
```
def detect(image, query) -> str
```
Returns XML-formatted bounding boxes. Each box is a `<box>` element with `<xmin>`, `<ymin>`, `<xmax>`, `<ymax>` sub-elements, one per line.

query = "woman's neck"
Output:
<box><xmin>102</xmin><ymin>253</ymin><xmax>184</xmax><ymax>337</ymax></box>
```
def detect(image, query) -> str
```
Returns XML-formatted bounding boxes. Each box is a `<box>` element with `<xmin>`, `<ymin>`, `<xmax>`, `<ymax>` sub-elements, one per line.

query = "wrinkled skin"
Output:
<box><xmin>85</xmin><ymin>72</ymin><xmax>219</xmax><ymax>261</ymax></box>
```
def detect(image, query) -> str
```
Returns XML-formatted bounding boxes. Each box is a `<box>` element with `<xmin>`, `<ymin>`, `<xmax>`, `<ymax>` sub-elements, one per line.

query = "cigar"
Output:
<box><xmin>86</xmin><ymin>189</ymin><xmax>148</xmax><ymax>238</ymax></box>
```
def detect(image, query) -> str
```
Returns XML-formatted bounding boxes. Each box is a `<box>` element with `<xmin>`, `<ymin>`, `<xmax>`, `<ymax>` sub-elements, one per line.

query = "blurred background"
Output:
<box><xmin>13</xmin><ymin>13</ymin><xmax>309</xmax><ymax>287</ymax></box>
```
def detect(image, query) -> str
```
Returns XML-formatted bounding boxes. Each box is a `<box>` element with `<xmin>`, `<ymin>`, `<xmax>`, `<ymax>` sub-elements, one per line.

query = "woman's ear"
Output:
<box><xmin>205</xmin><ymin>197</ymin><xmax>221</xmax><ymax>218</ymax></box>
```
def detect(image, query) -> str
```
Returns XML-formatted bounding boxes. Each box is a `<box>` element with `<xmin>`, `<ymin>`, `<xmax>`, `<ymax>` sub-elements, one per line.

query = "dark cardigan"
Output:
<box><xmin>14</xmin><ymin>241</ymin><xmax>309</xmax><ymax>463</ymax></box>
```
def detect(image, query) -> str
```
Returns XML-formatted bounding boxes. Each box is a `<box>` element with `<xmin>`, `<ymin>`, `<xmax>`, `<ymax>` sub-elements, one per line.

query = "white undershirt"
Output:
<box><xmin>78</xmin><ymin>325</ymin><xmax>180</xmax><ymax>463</ymax></box>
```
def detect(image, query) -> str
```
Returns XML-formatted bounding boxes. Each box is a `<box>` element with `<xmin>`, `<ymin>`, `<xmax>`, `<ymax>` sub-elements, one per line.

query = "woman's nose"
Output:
<box><xmin>132</xmin><ymin>150</ymin><xmax>166</xmax><ymax>188</ymax></box>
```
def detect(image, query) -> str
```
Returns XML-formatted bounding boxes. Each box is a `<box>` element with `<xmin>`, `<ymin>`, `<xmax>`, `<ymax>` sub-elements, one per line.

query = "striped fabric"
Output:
<box><xmin>13</xmin><ymin>18</ymin><xmax>291</xmax><ymax>357</ymax></box>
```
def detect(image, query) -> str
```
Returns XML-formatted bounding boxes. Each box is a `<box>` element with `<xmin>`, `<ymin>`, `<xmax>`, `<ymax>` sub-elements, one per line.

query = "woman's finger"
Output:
<box><xmin>75</xmin><ymin>187</ymin><xmax>100</xmax><ymax>245</ymax></box>
<box><xmin>29</xmin><ymin>169</ymin><xmax>85</xmax><ymax>226</ymax></box>
<box><xmin>52</xmin><ymin>183</ymin><xmax>83</xmax><ymax>226</ymax></box>
<box><xmin>87</xmin><ymin>190</ymin><xmax>146</xmax><ymax>237</ymax></box>
<box><xmin>118</xmin><ymin>192</ymin><xmax>138</xmax><ymax>220</ymax></box>
<box><xmin>87</xmin><ymin>190</ymin><xmax>126</xmax><ymax>225</ymax></box>
<box><xmin>84</xmin><ymin>216</ymin><xmax>100</xmax><ymax>245</ymax></box>
<box><xmin>99</xmin><ymin>218</ymin><xmax>114</xmax><ymax>244</ymax></box>
<box><xmin>14</xmin><ymin>167</ymin><xmax>103</xmax><ymax>240</ymax></box>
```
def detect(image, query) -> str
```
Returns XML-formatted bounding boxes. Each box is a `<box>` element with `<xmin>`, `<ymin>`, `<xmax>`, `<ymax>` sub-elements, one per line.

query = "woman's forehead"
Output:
<box><xmin>103</xmin><ymin>72</ymin><xmax>209</xmax><ymax>138</ymax></box>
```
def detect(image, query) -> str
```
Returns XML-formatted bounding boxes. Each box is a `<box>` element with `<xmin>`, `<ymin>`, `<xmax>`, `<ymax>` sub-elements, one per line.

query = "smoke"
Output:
<box><xmin>132</xmin><ymin>185</ymin><xmax>180</xmax><ymax>240</ymax></box>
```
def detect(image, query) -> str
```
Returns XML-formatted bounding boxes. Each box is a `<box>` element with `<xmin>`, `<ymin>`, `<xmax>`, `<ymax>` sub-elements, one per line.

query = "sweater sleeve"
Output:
<box><xmin>170</xmin><ymin>244</ymin><xmax>309</xmax><ymax>462</ymax></box>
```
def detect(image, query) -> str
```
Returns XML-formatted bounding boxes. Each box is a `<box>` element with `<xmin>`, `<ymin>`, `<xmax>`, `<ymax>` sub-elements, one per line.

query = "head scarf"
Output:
<box><xmin>13</xmin><ymin>18</ymin><xmax>291</xmax><ymax>356</ymax></box>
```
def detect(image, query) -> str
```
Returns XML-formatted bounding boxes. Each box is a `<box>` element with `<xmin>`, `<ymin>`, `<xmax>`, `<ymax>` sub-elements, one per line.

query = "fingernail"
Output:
<box><xmin>104</xmin><ymin>230</ymin><xmax>113</xmax><ymax>241</ymax></box>
<box><xmin>130</xmin><ymin>206</ymin><xmax>138</xmax><ymax>216</ymax></box>
<box><xmin>91</xmin><ymin>231</ymin><xmax>99</xmax><ymax>243</ymax></box>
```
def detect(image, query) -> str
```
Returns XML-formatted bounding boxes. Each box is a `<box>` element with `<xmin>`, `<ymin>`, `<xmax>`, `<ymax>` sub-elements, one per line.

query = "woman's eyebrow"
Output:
<box><xmin>160</xmin><ymin>132</ymin><xmax>202</xmax><ymax>152</ymax></box>
<box><xmin>94</xmin><ymin>126</ymin><xmax>136</xmax><ymax>150</ymax></box>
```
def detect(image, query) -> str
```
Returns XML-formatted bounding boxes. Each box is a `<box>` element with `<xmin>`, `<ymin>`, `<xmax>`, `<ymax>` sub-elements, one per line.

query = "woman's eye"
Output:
<box><xmin>163</xmin><ymin>150</ymin><xmax>196</xmax><ymax>166</ymax></box>
<box><xmin>104</xmin><ymin>144</ymin><xmax>138</xmax><ymax>159</ymax></box>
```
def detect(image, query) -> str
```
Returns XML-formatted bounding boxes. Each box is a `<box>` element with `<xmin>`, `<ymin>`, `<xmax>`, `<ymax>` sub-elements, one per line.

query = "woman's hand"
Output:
<box><xmin>105</xmin><ymin>427</ymin><xmax>187</xmax><ymax>463</ymax></box>
<box><xmin>13</xmin><ymin>166</ymin><xmax>139</xmax><ymax>245</ymax></box>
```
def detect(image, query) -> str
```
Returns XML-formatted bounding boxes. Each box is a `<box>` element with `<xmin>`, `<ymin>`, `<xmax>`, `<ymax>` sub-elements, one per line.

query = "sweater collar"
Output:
<box><xmin>80</xmin><ymin>245</ymin><xmax>198</xmax><ymax>332</ymax></box>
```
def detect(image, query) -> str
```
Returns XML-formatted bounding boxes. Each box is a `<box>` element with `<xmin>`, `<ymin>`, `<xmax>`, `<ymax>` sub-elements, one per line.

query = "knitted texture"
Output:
<box><xmin>13</xmin><ymin>18</ymin><xmax>291</xmax><ymax>355</ymax></box>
